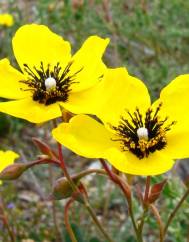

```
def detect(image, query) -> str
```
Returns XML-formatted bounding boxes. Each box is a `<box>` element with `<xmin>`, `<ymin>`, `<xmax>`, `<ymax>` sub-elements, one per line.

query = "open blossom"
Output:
<box><xmin>52</xmin><ymin>68</ymin><xmax>189</xmax><ymax>175</ymax></box>
<box><xmin>0</xmin><ymin>24</ymin><xmax>109</xmax><ymax>123</ymax></box>
<box><xmin>0</xmin><ymin>150</ymin><xmax>19</xmax><ymax>183</ymax></box>
<box><xmin>0</xmin><ymin>13</ymin><xmax>14</xmax><ymax>27</ymax></box>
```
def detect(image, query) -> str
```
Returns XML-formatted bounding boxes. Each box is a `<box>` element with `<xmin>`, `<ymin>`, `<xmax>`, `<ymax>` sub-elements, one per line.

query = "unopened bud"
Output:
<box><xmin>32</xmin><ymin>137</ymin><xmax>57</xmax><ymax>158</ymax></box>
<box><xmin>0</xmin><ymin>163</ymin><xmax>29</xmax><ymax>180</ymax></box>
<box><xmin>51</xmin><ymin>176</ymin><xmax>81</xmax><ymax>200</ymax></box>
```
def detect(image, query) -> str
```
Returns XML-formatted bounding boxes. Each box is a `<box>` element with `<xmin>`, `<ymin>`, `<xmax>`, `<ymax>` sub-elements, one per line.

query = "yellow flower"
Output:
<box><xmin>0</xmin><ymin>24</ymin><xmax>109</xmax><ymax>123</ymax></box>
<box><xmin>52</xmin><ymin>68</ymin><xmax>189</xmax><ymax>176</ymax></box>
<box><xmin>0</xmin><ymin>150</ymin><xmax>19</xmax><ymax>183</ymax></box>
<box><xmin>0</xmin><ymin>13</ymin><xmax>14</xmax><ymax>27</ymax></box>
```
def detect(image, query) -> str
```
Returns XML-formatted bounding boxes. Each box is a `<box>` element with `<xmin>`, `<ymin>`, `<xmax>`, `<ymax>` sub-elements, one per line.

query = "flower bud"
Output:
<box><xmin>51</xmin><ymin>176</ymin><xmax>81</xmax><ymax>200</ymax></box>
<box><xmin>32</xmin><ymin>138</ymin><xmax>57</xmax><ymax>159</ymax></box>
<box><xmin>0</xmin><ymin>163</ymin><xmax>29</xmax><ymax>180</ymax></box>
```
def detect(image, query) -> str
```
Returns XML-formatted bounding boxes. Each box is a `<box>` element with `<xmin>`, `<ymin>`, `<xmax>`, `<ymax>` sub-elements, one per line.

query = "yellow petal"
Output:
<box><xmin>104</xmin><ymin>148</ymin><xmax>174</xmax><ymax>176</ymax></box>
<box><xmin>52</xmin><ymin>114</ymin><xmax>118</xmax><ymax>158</ymax></box>
<box><xmin>157</xmin><ymin>74</ymin><xmax>189</xmax><ymax>123</ymax></box>
<box><xmin>0</xmin><ymin>58</ymin><xmax>30</xmax><ymax>99</ymax></box>
<box><xmin>0</xmin><ymin>98</ymin><xmax>61</xmax><ymax>123</ymax></box>
<box><xmin>69</xmin><ymin>36</ymin><xmax>109</xmax><ymax>92</ymax></box>
<box><xmin>96</xmin><ymin>68</ymin><xmax>151</xmax><ymax>126</ymax></box>
<box><xmin>13</xmin><ymin>24</ymin><xmax>71</xmax><ymax>73</ymax></box>
<box><xmin>52</xmin><ymin>114</ymin><xmax>174</xmax><ymax>176</ymax></box>
<box><xmin>0</xmin><ymin>150</ymin><xmax>19</xmax><ymax>172</ymax></box>
<box><xmin>152</xmin><ymin>74</ymin><xmax>189</xmax><ymax>159</ymax></box>
<box><xmin>162</xmin><ymin>129</ymin><xmax>189</xmax><ymax>159</ymax></box>
<box><xmin>63</xmin><ymin>68</ymin><xmax>151</xmax><ymax>126</ymax></box>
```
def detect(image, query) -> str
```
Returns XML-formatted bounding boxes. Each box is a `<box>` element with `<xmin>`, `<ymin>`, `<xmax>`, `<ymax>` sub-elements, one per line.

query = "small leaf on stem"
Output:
<box><xmin>148</xmin><ymin>179</ymin><xmax>167</xmax><ymax>204</ymax></box>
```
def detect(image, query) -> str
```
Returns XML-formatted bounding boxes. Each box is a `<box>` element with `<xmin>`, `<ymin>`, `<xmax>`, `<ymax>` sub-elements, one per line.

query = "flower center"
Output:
<box><xmin>137</xmin><ymin>127</ymin><xmax>148</xmax><ymax>140</ymax></box>
<box><xmin>20</xmin><ymin>61</ymin><xmax>82</xmax><ymax>105</ymax></box>
<box><xmin>45</xmin><ymin>77</ymin><xmax>57</xmax><ymax>90</ymax></box>
<box><xmin>111</xmin><ymin>103</ymin><xmax>176</xmax><ymax>159</ymax></box>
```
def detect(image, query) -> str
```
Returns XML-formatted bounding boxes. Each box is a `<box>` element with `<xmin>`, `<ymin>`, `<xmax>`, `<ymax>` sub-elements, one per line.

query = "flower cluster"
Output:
<box><xmin>0</xmin><ymin>24</ymin><xmax>189</xmax><ymax>176</ymax></box>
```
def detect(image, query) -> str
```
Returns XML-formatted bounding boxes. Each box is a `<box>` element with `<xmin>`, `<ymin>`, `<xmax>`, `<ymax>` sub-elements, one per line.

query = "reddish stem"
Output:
<box><xmin>150</xmin><ymin>204</ymin><xmax>164</xmax><ymax>242</ymax></box>
<box><xmin>0</xmin><ymin>199</ymin><xmax>15</xmax><ymax>242</ymax></box>
<box><xmin>64</xmin><ymin>198</ymin><xmax>78</xmax><ymax>242</ymax></box>
<box><xmin>99</xmin><ymin>159</ymin><xmax>130</xmax><ymax>200</ymax></box>
<box><xmin>144</xmin><ymin>176</ymin><xmax>151</xmax><ymax>203</ymax></box>
<box><xmin>99</xmin><ymin>159</ymin><xmax>139</xmax><ymax>239</ymax></box>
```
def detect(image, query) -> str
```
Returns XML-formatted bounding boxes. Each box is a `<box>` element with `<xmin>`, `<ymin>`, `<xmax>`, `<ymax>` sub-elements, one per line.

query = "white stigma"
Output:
<box><xmin>45</xmin><ymin>77</ymin><xmax>57</xmax><ymax>90</ymax></box>
<box><xmin>137</xmin><ymin>127</ymin><xmax>148</xmax><ymax>140</ymax></box>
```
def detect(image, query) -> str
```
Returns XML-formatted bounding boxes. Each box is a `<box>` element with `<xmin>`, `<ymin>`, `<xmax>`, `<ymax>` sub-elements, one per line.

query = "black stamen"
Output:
<box><xmin>20</xmin><ymin>61</ymin><xmax>82</xmax><ymax>105</ymax></box>
<box><xmin>111</xmin><ymin>104</ymin><xmax>176</xmax><ymax>159</ymax></box>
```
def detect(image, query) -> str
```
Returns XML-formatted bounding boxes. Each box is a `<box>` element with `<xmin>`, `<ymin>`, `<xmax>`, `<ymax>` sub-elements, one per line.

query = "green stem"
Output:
<box><xmin>150</xmin><ymin>204</ymin><xmax>164</xmax><ymax>242</ymax></box>
<box><xmin>84</xmin><ymin>200</ymin><xmax>115</xmax><ymax>242</ymax></box>
<box><xmin>137</xmin><ymin>208</ymin><xmax>148</xmax><ymax>242</ymax></box>
<box><xmin>137</xmin><ymin>176</ymin><xmax>151</xmax><ymax>242</ymax></box>
<box><xmin>164</xmin><ymin>186</ymin><xmax>189</xmax><ymax>237</ymax></box>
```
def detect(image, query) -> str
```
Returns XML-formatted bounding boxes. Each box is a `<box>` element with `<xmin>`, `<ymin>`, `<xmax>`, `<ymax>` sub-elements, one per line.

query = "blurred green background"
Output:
<box><xmin>0</xmin><ymin>0</ymin><xmax>189</xmax><ymax>241</ymax></box>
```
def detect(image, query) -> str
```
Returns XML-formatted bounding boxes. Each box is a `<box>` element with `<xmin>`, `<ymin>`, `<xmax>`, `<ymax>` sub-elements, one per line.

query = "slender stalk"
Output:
<box><xmin>137</xmin><ymin>176</ymin><xmax>151</xmax><ymax>241</ymax></box>
<box><xmin>76</xmin><ymin>168</ymin><xmax>106</xmax><ymax>179</ymax></box>
<box><xmin>53</xmin><ymin>120</ymin><xmax>113</xmax><ymax>241</ymax></box>
<box><xmin>99</xmin><ymin>159</ymin><xmax>131</xmax><ymax>200</ymax></box>
<box><xmin>53</xmin><ymin>119</ymin><xmax>81</xmax><ymax>195</ymax></box>
<box><xmin>53</xmin><ymin>117</ymin><xmax>114</xmax><ymax>242</ymax></box>
<box><xmin>64</xmin><ymin>198</ymin><xmax>78</xmax><ymax>242</ymax></box>
<box><xmin>150</xmin><ymin>204</ymin><xmax>164</xmax><ymax>242</ymax></box>
<box><xmin>144</xmin><ymin>176</ymin><xmax>151</xmax><ymax>203</ymax></box>
<box><xmin>99</xmin><ymin>159</ymin><xmax>140</xmax><ymax>240</ymax></box>
<box><xmin>84</xmin><ymin>200</ymin><xmax>115</xmax><ymax>242</ymax></box>
<box><xmin>164</xmin><ymin>186</ymin><xmax>189</xmax><ymax>236</ymax></box>
<box><xmin>0</xmin><ymin>197</ymin><xmax>15</xmax><ymax>242</ymax></box>
<box><xmin>49</xmin><ymin>165</ymin><xmax>62</xmax><ymax>242</ymax></box>
<box><xmin>57</xmin><ymin>142</ymin><xmax>81</xmax><ymax>194</ymax></box>
<box><xmin>137</xmin><ymin>208</ymin><xmax>147</xmax><ymax>242</ymax></box>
